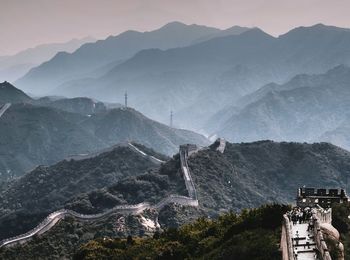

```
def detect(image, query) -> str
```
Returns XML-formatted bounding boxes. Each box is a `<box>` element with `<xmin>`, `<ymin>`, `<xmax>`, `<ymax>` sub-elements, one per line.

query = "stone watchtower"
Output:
<box><xmin>296</xmin><ymin>187</ymin><xmax>349</xmax><ymax>208</ymax></box>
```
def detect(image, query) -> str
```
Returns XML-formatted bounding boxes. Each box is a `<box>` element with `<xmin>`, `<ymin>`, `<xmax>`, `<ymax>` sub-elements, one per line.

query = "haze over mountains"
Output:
<box><xmin>0</xmin><ymin>81</ymin><xmax>208</xmax><ymax>179</ymax></box>
<box><xmin>16</xmin><ymin>22</ymin><xmax>251</xmax><ymax>95</ymax></box>
<box><xmin>208</xmin><ymin>65</ymin><xmax>350</xmax><ymax>151</ymax></box>
<box><xmin>0</xmin><ymin>37</ymin><xmax>94</xmax><ymax>83</ymax></box>
<box><xmin>14</xmin><ymin>23</ymin><xmax>350</xmax><ymax>134</ymax></box>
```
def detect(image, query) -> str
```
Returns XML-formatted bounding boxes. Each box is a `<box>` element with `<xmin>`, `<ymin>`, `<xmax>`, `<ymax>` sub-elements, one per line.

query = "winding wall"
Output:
<box><xmin>0</xmin><ymin>103</ymin><xmax>11</xmax><ymax>118</ymax></box>
<box><xmin>0</xmin><ymin>142</ymin><xmax>199</xmax><ymax>248</ymax></box>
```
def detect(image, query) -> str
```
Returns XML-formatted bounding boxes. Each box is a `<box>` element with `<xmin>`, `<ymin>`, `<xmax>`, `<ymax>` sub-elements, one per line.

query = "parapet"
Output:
<box><xmin>297</xmin><ymin>187</ymin><xmax>349</xmax><ymax>208</ymax></box>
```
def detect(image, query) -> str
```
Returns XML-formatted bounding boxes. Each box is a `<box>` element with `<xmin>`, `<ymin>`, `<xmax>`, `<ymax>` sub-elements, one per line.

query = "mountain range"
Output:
<box><xmin>14</xmin><ymin>23</ymin><xmax>350</xmax><ymax>130</ymax></box>
<box><xmin>207</xmin><ymin>65</ymin><xmax>350</xmax><ymax>151</ymax></box>
<box><xmin>0</xmin><ymin>82</ymin><xmax>208</xmax><ymax>179</ymax></box>
<box><xmin>0</xmin><ymin>37</ymin><xmax>94</xmax><ymax>83</ymax></box>
<box><xmin>16</xmin><ymin>22</ymin><xmax>251</xmax><ymax>95</ymax></box>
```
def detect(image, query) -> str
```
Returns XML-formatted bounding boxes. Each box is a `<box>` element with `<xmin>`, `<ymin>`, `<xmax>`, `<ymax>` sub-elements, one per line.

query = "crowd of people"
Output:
<box><xmin>287</xmin><ymin>207</ymin><xmax>317</xmax><ymax>259</ymax></box>
<box><xmin>287</xmin><ymin>207</ymin><xmax>313</xmax><ymax>225</ymax></box>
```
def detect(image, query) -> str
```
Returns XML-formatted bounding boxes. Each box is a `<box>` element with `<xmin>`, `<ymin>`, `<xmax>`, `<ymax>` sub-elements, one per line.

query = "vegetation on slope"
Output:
<box><xmin>73</xmin><ymin>204</ymin><xmax>289</xmax><ymax>260</ymax></box>
<box><xmin>65</xmin><ymin>154</ymin><xmax>187</xmax><ymax>214</ymax></box>
<box><xmin>188</xmin><ymin>141</ymin><xmax>350</xmax><ymax>215</ymax></box>
<box><xmin>332</xmin><ymin>203</ymin><xmax>350</xmax><ymax>259</ymax></box>
<box><xmin>0</xmin><ymin>210</ymin><xmax>160</xmax><ymax>260</ymax></box>
<box><xmin>0</xmin><ymin>204</ymin><xmax>203</xmax><ymax>259</ymax></box>
<box><xmin>0</xmin><ymin>103</ymin><xmax>104</xmax><ymax>179</ymax></box>
<box><xmin>0</xmin><ymin>145</ymin><xmax>162</xmax><ymax>239</ymax></box>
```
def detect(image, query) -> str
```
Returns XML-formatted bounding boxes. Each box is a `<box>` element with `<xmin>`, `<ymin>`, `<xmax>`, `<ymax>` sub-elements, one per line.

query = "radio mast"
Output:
<box><xmin>170</xmin><ymin>110</ymin><xmax>173</xmax><ymax>128</ymax></box>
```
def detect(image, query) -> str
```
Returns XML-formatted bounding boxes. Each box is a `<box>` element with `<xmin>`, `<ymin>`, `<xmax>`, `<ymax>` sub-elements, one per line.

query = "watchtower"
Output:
<box><xmin>170</xmin><ymin>111</ymin><xmax>173</xmax><ymax>127</ymax></box>
<box><xmin>124</xmin><ymin>91</ymin><xmax>128</xmax><ymax>108</ymax></box>
<box><xmin>296</xmin><ymin>187</ymin><xmax>349</xmax><ymax>208</ymax></box>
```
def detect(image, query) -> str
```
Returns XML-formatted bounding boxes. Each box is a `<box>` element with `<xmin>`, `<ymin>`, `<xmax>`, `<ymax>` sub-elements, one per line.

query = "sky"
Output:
<box><xmin>1</xmin><ymin>0</ymin><xmax>350</xmax><ymax>55</ymax></box>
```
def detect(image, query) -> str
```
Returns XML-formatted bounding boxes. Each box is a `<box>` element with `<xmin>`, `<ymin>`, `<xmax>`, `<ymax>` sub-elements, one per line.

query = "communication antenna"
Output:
<box><xmin>124</xmin><ymin>91</ymin><xmax>128</xmax><ymax>108</ymax></box>
<box><xmin>170</xmin><ymin>110</ymin><xmax>173</xmax><ymax>128</ymax></box>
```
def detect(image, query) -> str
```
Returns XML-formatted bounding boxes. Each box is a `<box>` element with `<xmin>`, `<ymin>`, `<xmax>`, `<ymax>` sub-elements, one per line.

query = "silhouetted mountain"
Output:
<box><xmin>52</xmin><ymin>24</ymin><xmax>350</xmax><ymax>129</ymax></box>
<box><xmin>0</xmin><ymin>37</ymin><xmax>94</xmax><ymax>82</ymax></box>
<box><xmin>191</xmin><ymin>25</ymin><xmax>252</xmax><ymax>44</ymax></box>
<box><xmin>54</xmin><ymin>28</ymin><xmax>275</xmax><ymax>127</ymax></box>
<box><xmin>16</xmin><ymin>22</ymin><xmax>221</xmax><ymax>94</ymax></box>
<box><xmin>209</xmin><ymin>65</ymin><xmax>350</xmax><ymax>150</ymax></box>
<box><xmin>0</xmin><ymin>81</ymin><xmax>33</xmax><ymax>104</ymax></box>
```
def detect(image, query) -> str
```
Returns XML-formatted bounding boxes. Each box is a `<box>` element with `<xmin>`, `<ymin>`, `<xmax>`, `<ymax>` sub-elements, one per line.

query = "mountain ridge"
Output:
<box><xmin>49</xmin><ymin>24</ymin><xmax>350</xmax><ymax>129</ymax></box>
<box><xmin>15</xmin><ymin>22</ymin><xmax>227</xmax><ymax>94</ymax></box>
<box><xmin>208</xmin><ymin>65</ymin><xmax>350</xmax><ymax>151</ymax></box>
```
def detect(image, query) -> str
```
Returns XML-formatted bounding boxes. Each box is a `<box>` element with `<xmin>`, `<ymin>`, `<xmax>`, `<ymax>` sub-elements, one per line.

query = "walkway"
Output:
<box><xmin>0</xmin><ymin>103</ymin><xmax>11</xmax><ymax>118</ymax></box>
<box><xmin>0</xmin><ymin>143</ymin><xmax>198</xmax><ymax>248</ymax></box>
<box><xmin>291</xmin><ymin>222</ymin><xmax>317</xmax><ymax>260</ymax></box>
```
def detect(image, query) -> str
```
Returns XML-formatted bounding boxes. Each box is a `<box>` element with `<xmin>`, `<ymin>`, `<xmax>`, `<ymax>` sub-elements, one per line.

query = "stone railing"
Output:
<box><xmin>0</xmin><ymin>144</ymin><xmax>199</xmax><ymax>248</ymax></box>
<box><xmin>0</xmin><ymin>103</ymin><xmax>11</xmax><ymax>118</ymax></box>
<box><xmin>128</xmin><ymin>143</ymin><xmax>165</xmax><ymax>165</ymax></box>
<box><xmin>315</xmin><ymin>205</ymin><xmax>332</xmax><ymax>224</ymax></box>
<box><xmin>312</xmin><ymin>208</ymin><xmax>332</xmax><ymax>260</ymax></box>
<box><xmin>281</xmin><ymin>214</ymin><xmax>294</xmax><ymax>260</ymax></box>
<box><xmin>179</xmin><ymin>145</ymin><xmax>198</xmax><ymax>201</ymax></box>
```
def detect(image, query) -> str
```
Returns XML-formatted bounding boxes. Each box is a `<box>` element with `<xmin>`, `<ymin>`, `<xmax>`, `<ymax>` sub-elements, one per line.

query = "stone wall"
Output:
<box><xmin>281</xmin><ymin>214</ymin><xmax>294</xmax><ymax>260</ymax></box>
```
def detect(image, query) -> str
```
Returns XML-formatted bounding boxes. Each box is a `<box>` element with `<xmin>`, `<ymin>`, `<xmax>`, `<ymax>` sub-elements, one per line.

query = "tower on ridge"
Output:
<box><xmin>170</xmin><ymin>110</ymin><xmax>173</xmax><ymax>128</ymax></box>
<box><xmin>124</xmin><ymin>91</ymin><xmax>128</xmax><ymax>108</ymax></box>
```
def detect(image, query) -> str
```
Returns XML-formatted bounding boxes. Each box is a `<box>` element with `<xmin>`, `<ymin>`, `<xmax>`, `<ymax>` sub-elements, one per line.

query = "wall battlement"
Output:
<box><xmin>297</xmin><ymin>187</ymin><xmax>348</xmax><ymax>208</ymax></box>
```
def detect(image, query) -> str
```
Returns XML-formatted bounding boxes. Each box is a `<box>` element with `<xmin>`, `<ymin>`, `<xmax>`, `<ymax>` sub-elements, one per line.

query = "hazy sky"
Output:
<box><xmin>1</xmin><ymin>0</ymin><xmax>349</xmax><ymax>55</ymax></box>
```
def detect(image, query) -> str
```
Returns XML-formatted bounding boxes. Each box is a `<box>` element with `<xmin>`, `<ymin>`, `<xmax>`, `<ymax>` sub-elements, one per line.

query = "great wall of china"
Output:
<box><xmin>0</xmin><ymin>140</ymin><xmax>226</xmax><ymax>248</ymax></box>
<box><xmin>0</xmin><ymin>103</ymin><xmax>11</xmax><ymax>118</ymax></box>
<box><xmin>281</xmin><ymin>199</ymin><xmax>344</xmax><ymax>260</ymax></box>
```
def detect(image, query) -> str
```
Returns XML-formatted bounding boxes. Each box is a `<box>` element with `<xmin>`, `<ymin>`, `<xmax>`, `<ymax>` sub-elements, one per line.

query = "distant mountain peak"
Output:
<box><xmin>161</xmin><ymin>21</ymin><xmax>188</xmax><ymax>28</ymax></box>
<box><xmin>280</xmin><ymin>23</ymin><xmax>350</xmax><ymax>38</ymax></box>
<box><xmin>157</xmin><ymin>21</ymin><xmax>219</xmax><ymax>32</ymax></box>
